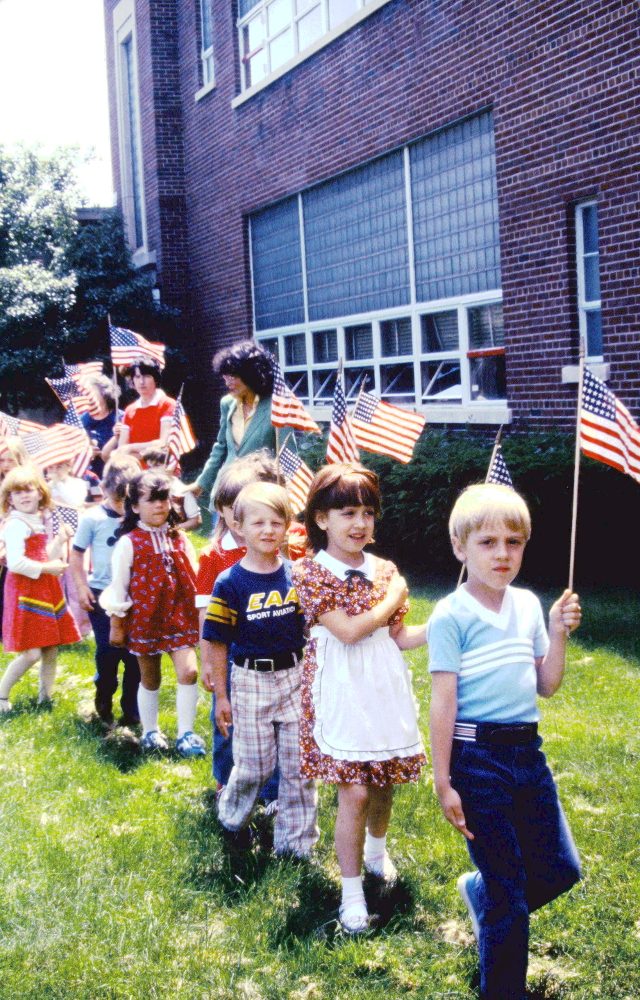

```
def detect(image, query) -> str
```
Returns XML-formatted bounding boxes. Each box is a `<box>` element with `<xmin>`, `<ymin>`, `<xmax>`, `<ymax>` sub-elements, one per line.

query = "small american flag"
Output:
<box><xmin>22</xmin><ymin>413</ymin><xmax>92</xmax><ymax>476</ymax></box>
<box><xmin>64</xmin><ymin>361</ymin><xmax>103</xmax><ymax>381</ymax></box>
<box><xmin>0</xmin><ymin>411</ymin><xmax>46</xmax><ymax>437</ymax></box>
<box><xmin>270</xmin><ymin>362</ymin><xmax>321</xmax><ymax>435</ymax></box>
<box><xmin>50</xmin><ymin>504</ymin><xmax>80</xmax><ymax>535</ymax></box>
<box><xmin>278</xmin><ymin>445</ymin><xmax>314</xmax><ymax>514</ymax></box>
<box><xmin>486</xmin><ymin>444</ymin><xmax>513</xmax><ymax>487</ymax></box>
<box><xmin>580</xmin><ymin>368</ymin><xmax>640</xmax><ymax>484</ymax></box>
<box><xmin>326</xmin><ymin>377</ymin><xmax>359</xmax><ymax>464</ymax></box>
<box><xmin>45</xmin><ymin>376</ymin><xmax>100</xmax><ymax>418</ymax></box>
<box><xmin>166</xmin><ymin>390</ymin><xmax>196</xmax><ymax>469</ymax></box>
<box><xmin>109</xmin><ymin>325</ymin><xmax>166</xmax><ymax>369</ymax></box>
<box><xmin>352</xmin><ymin>390</ymin><xmax>426</xmax><ymax>464</ymax></box>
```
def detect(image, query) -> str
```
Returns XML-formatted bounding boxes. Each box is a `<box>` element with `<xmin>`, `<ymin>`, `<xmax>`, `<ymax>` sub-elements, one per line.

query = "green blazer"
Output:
<box><xmin>196</xmin><ymin>395</ymin><xmax>276</xmax><ymax>510</ymax></box>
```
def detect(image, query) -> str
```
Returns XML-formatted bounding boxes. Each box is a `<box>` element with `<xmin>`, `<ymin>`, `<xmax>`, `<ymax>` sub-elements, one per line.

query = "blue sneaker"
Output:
<box><xmin>176</xmin><ymin>731</ymin><xmax>206</xmax><ymax>758</ymax></box>
<box><xmin>457</xmin><ymin>872</ymin><xmax>481</xmax><ymax>941</ymax></box>
<box><xmin>140</xmin><ymin>730</ymin><xmax>169</xmax><ymax>752</ymax></box>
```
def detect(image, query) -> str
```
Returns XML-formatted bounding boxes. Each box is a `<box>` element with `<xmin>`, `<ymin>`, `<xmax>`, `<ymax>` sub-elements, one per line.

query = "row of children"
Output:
<box><xmin>0</xmin><ymin>438</ymin><xmax>582</xmax><ymax>1000</ymax></box>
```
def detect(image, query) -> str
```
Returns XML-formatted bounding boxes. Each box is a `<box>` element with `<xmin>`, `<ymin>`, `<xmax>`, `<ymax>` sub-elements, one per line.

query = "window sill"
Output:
<box><xmin>131</xmin><ymin>247</ymin><xmax>156</xmax><ymax>270</ymax></box>
<box><xmin>195</xmin><ymin>80</ymin><xmax>216</xmax><ymax>102</ymax></box>
<box><xmin>232</xmin><ymin>0</ymin><xmax>393</xmax><ymax>109</ymax></box>
<box><xmin>561</xmin><ymin>362</ymin><xmax>610</xmax><ymax>384</ymax></box>
<box><xmin>311</xmin><ymin>402</ymin><xmax>511</xmax><ymax>425</ymax></box>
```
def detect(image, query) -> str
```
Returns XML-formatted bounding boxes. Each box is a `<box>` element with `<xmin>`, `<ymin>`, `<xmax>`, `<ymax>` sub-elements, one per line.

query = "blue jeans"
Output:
<box><xmin>89</xmin><ymin>591</ymin><xmax>141</xmax><ymax>721</ymax></box>
<box><xmin>451</xmin><ymin>737</ymin><xmax>581</xmax><ymax>1000</ymax></box>
<box><xmin>210</xmin><ymin>668</ymin><xmax>279</xmax><ymax>804</ymax></box>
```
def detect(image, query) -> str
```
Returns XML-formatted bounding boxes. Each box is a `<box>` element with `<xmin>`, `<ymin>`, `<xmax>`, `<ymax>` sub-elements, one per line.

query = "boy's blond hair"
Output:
<box><xmin>233</xmin><ymin>482</ymin><xmax>292</xmax><ymax>528</ymax></box>
<box><xmin>449</xmin><ymin>483</ymin><xmax>531</xmax><ymax>546</ymax></box>
<box><xmin>0</xmin><ymin>465</ymin><xmax>52</xmax><ymax>514</ymax></box>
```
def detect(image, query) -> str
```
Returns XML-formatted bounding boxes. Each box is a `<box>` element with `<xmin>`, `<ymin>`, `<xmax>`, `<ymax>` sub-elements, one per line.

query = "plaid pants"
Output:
<box><xmin>218</xmin><ymin>662</ymin><xmax>318</xmax><ymax>856</ymax></box>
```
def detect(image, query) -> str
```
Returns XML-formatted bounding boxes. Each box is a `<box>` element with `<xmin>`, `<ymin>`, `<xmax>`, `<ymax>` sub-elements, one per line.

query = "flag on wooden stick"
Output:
<box><xmin>580</xmin><ymin>368</ymin><xmax>640</xmax><ymax>484</ymax></box>
<box><xmin>64</xmin><ymin>361</ymin><xmax>104</xmax><ymax>381</ymax></box>
<box><xmin>270</xmin><ymin>363</ymin><xmax>321</xmax><ymax>435</ymax></box>
<box><xmin>351</xmin><ymin>390</ymin><xmax>425</xmax><ymax>463</ymax></box>
<box><xmin>166</xmin><ymin>390</ymin><xmax>196</xmax><ymax>469</ymax></box>
<box><xmin>486</xmin><ymin>443</ymin><xmax>513</xmax><ymax>487</ymax></box>
<box><xmin>45</xmin><ymin>376</ymin><xmax>101</xmax><ymax>418</ymax></box>
<box><xmin>326</xmin><ymin>376</ymin><xmax>359</xmax><ymax>464</ymax></box>
<box><xmin>278</xmin><ymin>445</ymin><xmax>314</xmax><ymax>514</ymax></box>
<box><xmin>109</xmin><ymin>324</ymin><xmax>166</xmax><ymax>369</ymax></box>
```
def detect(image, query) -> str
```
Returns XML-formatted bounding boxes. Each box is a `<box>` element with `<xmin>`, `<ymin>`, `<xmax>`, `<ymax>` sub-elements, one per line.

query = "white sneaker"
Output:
<box><xmin>0</xmin><ymin>698</ymin><xmax>11</xmax><ymax>714</ymax></box>
<box><xmin>364</xmin><ymin>850</ymin><xmax>398</xmax><ymax>883</ymax></box>
<box><xmin>339</xmin><ymin>900</ymin><xmax>370</xmax><ymax>935</ymax></box>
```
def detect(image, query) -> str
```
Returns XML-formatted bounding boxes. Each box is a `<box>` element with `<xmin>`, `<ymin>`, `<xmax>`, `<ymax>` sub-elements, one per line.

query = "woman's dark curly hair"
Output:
<box><xmin>116</xmin><ymin>469</ymin><xmax>179</xmax><ymax>537</ymax></box>
<box><xmin>212</xmin><ymin>339</ymin><xmax>275</xmax><ymax>397</ymax></box>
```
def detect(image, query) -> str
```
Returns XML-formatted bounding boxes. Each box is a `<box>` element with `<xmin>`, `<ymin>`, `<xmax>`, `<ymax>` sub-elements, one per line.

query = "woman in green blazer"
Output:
<box><xmin>192</xmin><ymin>341</ymin><xmax>277</xmax><ymax>511</ymax></box>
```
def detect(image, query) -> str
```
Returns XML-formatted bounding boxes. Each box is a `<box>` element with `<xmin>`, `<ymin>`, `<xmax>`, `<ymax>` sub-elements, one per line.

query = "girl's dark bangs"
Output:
<box><xmin>324</xmin><ymin>473</ymin><xmax>380</xmax><ymax>511</ymax></box>
<box><xmin>146</xmin><ymin>486</ymin><xmax>170</xmax><ymax>502</ymax></box>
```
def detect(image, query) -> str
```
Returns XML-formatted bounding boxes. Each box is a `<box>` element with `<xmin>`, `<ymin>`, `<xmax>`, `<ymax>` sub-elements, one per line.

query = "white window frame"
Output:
<box><xmin>233</xmin><ymin>0</ymin><xmax>393</xmax><ymax>106</ymax></box>
<box><xmin>113</xmin><ymin>0</ymin><xmax>153</xmax><ymax>267</ymax></box>
<box><xmin>195</xmin><ymin>0</ymin><xmax>215</xmax><ymax>100</ymax></box>
<box><xmin>575</xmin><ymin>200</ymin><xmax>603</xmax><ymax>362</ymax></box>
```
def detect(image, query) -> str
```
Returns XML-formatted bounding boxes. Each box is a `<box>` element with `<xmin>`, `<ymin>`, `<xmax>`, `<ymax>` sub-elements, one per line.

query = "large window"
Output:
<box><xmin>237</xmin><ymin>0</ymin><xmax>389</xmax><ymax>93</ymax></box>
<box><xmin>249</xmin><ymin>113</ymin><xmax>508</xmax><ymax>423</ymax></box>
<box><xmin>575</xmin><ymin>201</ymin><xmax>602</xmax><ymax>359</ymax></box>
<box><xmin>113</xmin><ymin>0</ymin><xmax>147</xmax><ymax>258</ymax></box>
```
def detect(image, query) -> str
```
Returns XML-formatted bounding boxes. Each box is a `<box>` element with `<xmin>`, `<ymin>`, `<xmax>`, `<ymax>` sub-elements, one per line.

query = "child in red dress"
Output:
<box><xmin>100</xmin><ymin>469</ymin><xmax>205</xmax><ymax>756</ymax></box>
<box><xmin>0</xmin><ymin>465</ymin><xmax>81</xmax><ymax>711</ymax></box>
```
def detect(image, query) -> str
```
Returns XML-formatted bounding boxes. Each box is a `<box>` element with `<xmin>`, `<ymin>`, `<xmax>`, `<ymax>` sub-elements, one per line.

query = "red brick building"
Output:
<box><xmin>103</xmin><ymin>0</ymin><xmax>639</xmax><ymax>442</ymax></box>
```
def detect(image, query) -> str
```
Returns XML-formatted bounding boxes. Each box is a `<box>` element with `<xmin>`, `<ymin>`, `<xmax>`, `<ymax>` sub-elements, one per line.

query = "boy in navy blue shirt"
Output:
<box><xmin>201</xmin><ymin>482</ymin><xmax>318</xmax><ymax>857</ymax></box>
<box><xmin>428</xmin><ymin>483</ymin><xmax>582</xmax><ymax>1000</ymax></box>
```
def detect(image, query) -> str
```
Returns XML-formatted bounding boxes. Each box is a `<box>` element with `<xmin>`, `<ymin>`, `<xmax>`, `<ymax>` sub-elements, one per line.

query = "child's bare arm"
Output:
<box><xmin>318</xmin><ymin>571</ymin><xmax>409</xmax><ymax>644</ymax></box>
<box><xmin>68</xmin><ymin>549</ymin><xmax>96</xmax><ymax>611</ymax></box>
<box><xmin>430</xmin><ymin>672</ymin><xmax>474</xmax><ymax>841</ymax></box>
<box><xmin>536</xmin><ymin>589</ymin><xmax>581</xmax><ymax>697</ymax></box>
<box><xmin>392</xmin><ymin>622</ymin><xmax>427</xmax><ymax>649</ymax></box>
<box><xmin>201</xmin><ymin>639</ymin><xmax>232</xmax><ymax>737</ymax></box>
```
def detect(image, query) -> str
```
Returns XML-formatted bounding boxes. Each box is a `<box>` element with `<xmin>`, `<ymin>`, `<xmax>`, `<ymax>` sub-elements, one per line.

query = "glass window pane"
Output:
<box><xmin>421</xmin><ymin>311</ymin><xmax>458</xmax><ymax>353</ymax></box>
<box><xmin>582</xmin><ymin>204</ymin><xmax>599</xmax><ymax>255</ymax></box>
<box><xmin>286</xmin><ymin>370</ymin><xmax>310</xmax><ymax>401</ymax></box>
<box><xmin>251</xmin><ymin>197</ymin><xmax>304</xmax><ymax>330</ymax></box>
<box><xmin>313</xmin><ymin>369</ymin><xmax>336</xmax><ymax>405</ymax></box>
<box><xmin>268</xmin><ymin>0</ymin><xmax>292</xmax><ymax>35</ymax></box>
<box><xmin>329</xmin><ymin>0</ymin><xmax>359</xmax><ymax>28</ymax></box>
<box><xmin>470</xmin><ymin>355</ymin><xmax>506</xmax><ymax>400</ymax></box>
<box><xmin>259</xmin><ymin>337</ymin><xmax>279</xmax><ymax>361</ymax></box>
<box><xmin>468</xmin><ymin>303</ymin><xmax>504</xmax><ymax>350</ymax></box>
<box><xmin>584</xmin><ymin>255</ymin><xmax>601</xmax><ymax>302</ymax></box>
<box><xmin>313</xmin><ymin>329</ymin><xmax>337</xmax><ymax>363</ymax></box>
<box><xmin>421</xmin><ymin>360</ymin><xmax>462</xmax><ymax>401</ymax></box>
<box><xmin>244</xmin><ymin>15</ymin><xmax>265</xmax><ymax>51</ymax></box>
<box><xmin>200</xmin><ymin>0</ymin><xmax>213</xmax><ymax>50</ymax></box>
<box><xmin>344</xmin><ymin>366</ymin><xmax>374</xmax><ymax>398</ymax></box>
<box><xmin>381</xmin><ymin>317</ymin><xmax>412</xmax><ymax>356</ymax></box>
<box><xmin>586</xmin><ymin>310</ymin><xmax>603</xmax><ymax>357</ymax></box>
<box><xmin>269</xmin><ymin>27</ymin><xmax>294</xmax><ymax>69</ymax></box>
<box><xmin>284</xmin><ymin>333</ymin><xmax>306</xmax><ymax>365</ymax></box>
<box><xmin>380</xmin><ymin>363</ymin><xmax>416</xmax><ymax>403</ymax></box>
<box><xmin>296</xmin><ymin>0</ymin><xmax>319</xmax><ymax>11</ymax></box>
<box><xmin>345</xmin><ymin>324</ymin><xmax>373</xmax><ymax>360</ymax></box>
<box><xmin>298</xmin><ymin>7</ymin><xmax>323</xmax><ymax>49</ymax></box>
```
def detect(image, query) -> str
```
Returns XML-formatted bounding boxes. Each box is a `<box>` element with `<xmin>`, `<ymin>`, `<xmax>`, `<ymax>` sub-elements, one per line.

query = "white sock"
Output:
<box><xmin>176</xmin><ymin>682</ymin><xmax>198</xmax><ymax>738</ymax></box>
<box><xmin>137</xmin><ymin>686</ymin><xmax>160</xmax><ymax>735</ymax></box>
<box><xmin>38</xmin><ymin>647</ymin><xmax>57</xmax><ymax>701</ymax></box>
<box><xmin>341</xmin><ymin>875</ymin><xmax>366</xmax><ymax>910</ymax></box>
<box><xmin>0</xmin><ymin>649</ymin><xmax>40</xmax><ymax>700</ymax></box>
<box><xmin>364</xmin><ymin>831</ymin><xmax>387</xmax><ymax>862</ymax></box>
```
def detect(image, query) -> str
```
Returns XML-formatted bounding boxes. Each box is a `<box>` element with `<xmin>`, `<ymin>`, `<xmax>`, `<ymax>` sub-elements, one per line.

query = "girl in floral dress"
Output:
<box><xmin>100</xmin><ymin>469</ymin><xmax>205</xmax><ymax>757</ymax></box>
<box><xmin>292</xmin><ymin>463</ymin><xmax>426</xmax><ymax>934</ymax></box>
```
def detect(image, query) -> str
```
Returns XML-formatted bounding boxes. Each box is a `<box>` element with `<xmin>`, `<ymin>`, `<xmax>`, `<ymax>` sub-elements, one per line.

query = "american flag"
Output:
<box><xmin>0</xmin><ymin>411</ymin><xmax>46</xmax><ymax>437</ymax></box>
<box><xmin>166</xmin><ymin>391</ymin><xmax>196</xmax><ymax>468</ymax></box>
<box><xmin>64</xmin><ymin>361</ymin><xmax>103</xmax><ymax>381</ymax></box>
<box><xmin>351</xmin><ymin>390</ymin><xmax>426</xmax><ymax>464</ymax></box>
<box><xmin>580</xmin><ymin>368</ymin><xmax>640</xmax><ymax>484</ymax></box>
<box><xmin>326</xmin><ymin>377</ymin><xmax>359</xmax><ymax>464</ymax></box>
<box><xmin>486</xmin><ymin>444</ymin><xmax>513</xmax><ymax>487</ymax></box>
<box><xmin>50</xmin><ymin>504</ymin><xmax>80</xmax><ymax>535</ymax></box>
<box><xmin>45</xmin><ymin>376</ymin><xmax>101</xmax><ymax>418</ymax></box>
<box><xmin>22</xmin><ymin>410</ymin><xmax>92</xmax><ymax>477</ymax></box>
<box><xmin>109</xmin><ymin>325</ymin><xmax>166</xmax><ymax>369</ymax></box>
<box><xmin>278</xmin><ymin>445</ymin><xmax>314</xmax><ymax>514</ymax></box>
<box><xmin>270</xmin><ymin>362</ymin><xmax>321</xmax><ymax>435</ymax></box>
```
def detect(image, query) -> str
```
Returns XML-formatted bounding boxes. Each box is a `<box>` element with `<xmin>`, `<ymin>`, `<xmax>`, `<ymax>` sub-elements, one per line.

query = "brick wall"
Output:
<box><xmin>104</xmin><ymin>0</ymin><xmax>640</xmax><ymax>440</ymax></box>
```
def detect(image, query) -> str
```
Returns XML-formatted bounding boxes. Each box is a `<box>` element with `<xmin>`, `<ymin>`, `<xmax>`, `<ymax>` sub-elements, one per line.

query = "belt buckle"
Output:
<box><xmin>254</xmin><ymin>658</ymin><xmax>275</xmax><ymax>671</ymax></box>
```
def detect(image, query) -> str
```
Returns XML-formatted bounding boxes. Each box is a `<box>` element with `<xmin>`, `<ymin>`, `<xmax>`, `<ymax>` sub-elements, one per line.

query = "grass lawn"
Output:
<box><xmin>0</xmin><ymin>583</ymin><xmax>639</xmax><ymax>999</ymax></box>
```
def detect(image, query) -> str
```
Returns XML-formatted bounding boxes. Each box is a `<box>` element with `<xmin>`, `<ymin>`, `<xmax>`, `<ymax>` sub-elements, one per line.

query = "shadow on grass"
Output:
<box><xmin>72</xmin><ymin>715</ymin><xmax>145</xmax><ymax>774</ymax></box>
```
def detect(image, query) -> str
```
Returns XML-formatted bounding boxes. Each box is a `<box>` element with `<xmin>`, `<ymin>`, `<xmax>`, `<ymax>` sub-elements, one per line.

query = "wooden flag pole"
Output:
<box><xmin>456</xmin><ymin>425</ymin><xmax>505</xmax><ymax>588</ymax></box>
<box><xmin>275</xmin><ymin>426</ymin><xmax>282</xmax><ymax>484</ymax></box>
<box><xmin>568</xmin><ymin>347</ymin><xmax>586</xmax><ymax>591</ymax></box>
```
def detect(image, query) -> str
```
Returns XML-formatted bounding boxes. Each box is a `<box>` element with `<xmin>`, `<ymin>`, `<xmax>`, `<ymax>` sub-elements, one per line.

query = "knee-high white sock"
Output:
<box><xmin>137</xmin><ymin>686</ymin><xmax>160</xmax><ymax>735</ymax></box>
<box><xmin>38</xmin><ymin>647</ymin><xmax>58</xmax><ymax>701</ymax></box>
<box><xmin>0</xmin><ymin>649</ymin><xmax>40</xmax><ymax>701</ymax></box>
<box><xmin>176</xmin><ymin>682</ymin><xmax>198</xmax><ymax>738</ymax></box>
<box><xmin>341</xmin><ymin>875</ymin><xmax>366</xmax><ymax>909</ymax></box>
<box><xmin>364</xmin><ymin>831</ymin><xmax>387</xmax><ymax>864</ymax></box>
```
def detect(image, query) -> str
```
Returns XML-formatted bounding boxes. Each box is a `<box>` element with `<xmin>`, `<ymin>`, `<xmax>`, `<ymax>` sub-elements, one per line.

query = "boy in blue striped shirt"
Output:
<box><xmin>428</xmin><ymin>483</ymin><xmax>582</xmax><ymax>1000</ymax></box>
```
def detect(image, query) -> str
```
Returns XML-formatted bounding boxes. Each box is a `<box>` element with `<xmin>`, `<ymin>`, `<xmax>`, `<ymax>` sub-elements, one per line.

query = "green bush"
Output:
<box><xmin>300</xmin><ymin>428</ymin><xmax>638</xmax><ymax>588</ymax></box>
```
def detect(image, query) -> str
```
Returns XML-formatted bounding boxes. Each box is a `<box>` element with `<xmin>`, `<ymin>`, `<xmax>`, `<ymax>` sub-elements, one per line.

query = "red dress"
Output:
<box><xmin>127</xmin><ymin>527</ymin><xmax>199</xmax><ymax>655</ymax></box>
<box><xmin>3</xmin><ymin>533</ymin><xmax>81</xmax><ymax>653</ymax></box>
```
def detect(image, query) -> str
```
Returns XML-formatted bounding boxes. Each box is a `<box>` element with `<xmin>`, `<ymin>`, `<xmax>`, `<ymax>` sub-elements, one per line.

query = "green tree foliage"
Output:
<box><xmin>0</xmin><ymin>146</ymin><xmax>169</xmax><ymax>412</ymax></box>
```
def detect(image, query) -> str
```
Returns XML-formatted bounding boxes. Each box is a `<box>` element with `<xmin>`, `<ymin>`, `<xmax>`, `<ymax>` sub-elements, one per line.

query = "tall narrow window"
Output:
<box><xmin>576</xmin><ymin>201</ymin><xmax>602</xmax><ymax>359</ymax></box>
<box><xmin>199</xmin><ymin>0</ymin><xmax>215</xmax><ymax>87</ymax></box>
<box><xmin>120</xmin><ymin>35</ymin><xmax>144</xmax><ymax>250</ymax></box>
